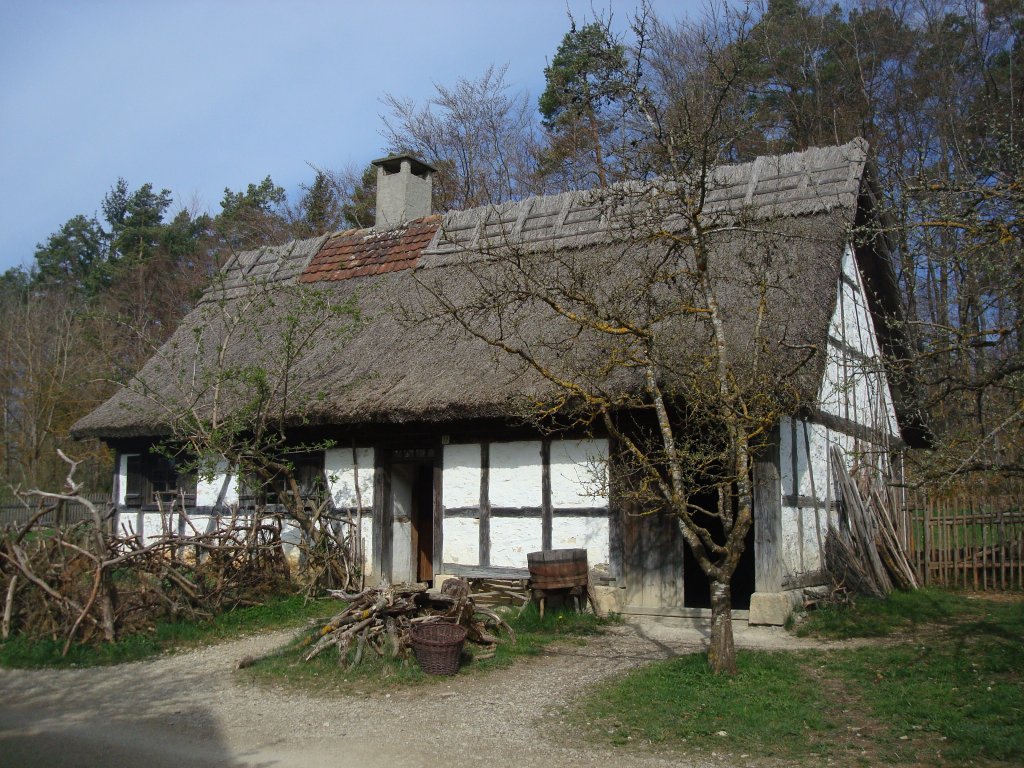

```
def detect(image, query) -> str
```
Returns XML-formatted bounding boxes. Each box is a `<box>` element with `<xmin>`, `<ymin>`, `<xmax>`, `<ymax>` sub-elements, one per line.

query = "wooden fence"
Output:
<box><xmin>0</xmin><ymin>492</ymin><xmax>110</xmax><ymax>529</ymax></box>
<box><xmin>904</xmin><ymin>493</ymin><xmax>1024</xmax><ymax>591</ymax></box>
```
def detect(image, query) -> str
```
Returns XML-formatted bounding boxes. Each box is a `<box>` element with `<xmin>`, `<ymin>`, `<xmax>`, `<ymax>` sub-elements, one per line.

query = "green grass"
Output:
<box><xmin>573</xmin><ymin>590</ymin><xmax>1024</xmax><ymax>766</ymax></box>
<box><xmin>823</xmin><ymin>596</ymin><xmax>1024</xmax><ymax>764</ymax></box>
<box><xmin>795</xmin><ymin>587</ymin><xmax>968</xmax><ymax>639</ymax></box>
<box><xmin>0</xmin><ymin>595</ymin><xmax>333</xmax><ymax>668</ymax></box>
<box><xmin>243</xmin><ymin>603</ymin><xmax>611</xmax><ymax>694</ymax></box>
<box><xmin>576</xmin><ymin>650</ymin><xmax>833</xmax><ymax>758</ymax></box>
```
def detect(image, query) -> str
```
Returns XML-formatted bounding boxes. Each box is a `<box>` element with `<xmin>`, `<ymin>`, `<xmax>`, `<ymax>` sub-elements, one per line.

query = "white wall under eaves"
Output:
<box><xmin>778</xmin><ymin>244</ymin><xmax>902</xmax><ymax>581</ymax></box>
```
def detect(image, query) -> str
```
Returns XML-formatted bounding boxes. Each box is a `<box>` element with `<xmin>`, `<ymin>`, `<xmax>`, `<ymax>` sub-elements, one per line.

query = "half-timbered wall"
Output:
<box><xmin>778</xmin><ymin>245</ymin><xmax>902</xmax><ymax>585</ymax></box>
<box><xmin>325</xmin><ymin>447</ymin><xmax>375</xmax><ymax>574</ymax></box>
<box><xmin>441</xmin><ymin>438</ymin><xmax>610</xmax><ymax>575</ymax></box>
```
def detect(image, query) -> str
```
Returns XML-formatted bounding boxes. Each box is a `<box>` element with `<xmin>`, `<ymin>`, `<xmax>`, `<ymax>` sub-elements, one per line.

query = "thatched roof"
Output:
<box><xmin>72</xmin><ymin>139</ymin><xmax>922</xmax><ymax>444</ymax></box>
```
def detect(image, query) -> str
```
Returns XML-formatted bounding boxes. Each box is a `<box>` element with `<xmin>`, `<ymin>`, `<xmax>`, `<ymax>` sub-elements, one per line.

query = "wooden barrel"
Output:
<box><xmin>527</xmin><ymin>548</ymin><xmax>589</xmax><ymax>589</ymax></box>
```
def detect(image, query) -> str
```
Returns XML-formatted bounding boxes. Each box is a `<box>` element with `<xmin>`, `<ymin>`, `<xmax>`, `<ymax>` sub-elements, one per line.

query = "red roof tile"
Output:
<box><xmin>299</xmin><ymin>216</ymin><xmax>441</xmax><ymax>283</ymax></box>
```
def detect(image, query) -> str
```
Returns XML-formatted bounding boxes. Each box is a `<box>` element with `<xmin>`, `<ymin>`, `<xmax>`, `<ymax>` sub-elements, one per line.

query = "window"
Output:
<box><xmin>124</xmin><ymin>452</ymin><xmax>196</xmax><ymax>509</ymax></box>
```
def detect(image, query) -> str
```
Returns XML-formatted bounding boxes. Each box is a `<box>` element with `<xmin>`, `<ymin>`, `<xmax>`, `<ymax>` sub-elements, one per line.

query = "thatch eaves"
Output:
<box><xmin>72</xmin><ymin>139</ymin><xmax>920</xmax><ymax>444</ymax></box>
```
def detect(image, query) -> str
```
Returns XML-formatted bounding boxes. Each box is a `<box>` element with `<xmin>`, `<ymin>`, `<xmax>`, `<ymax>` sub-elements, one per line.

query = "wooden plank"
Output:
<box><xmin>621</xmin><ymin>501</ymin><xmax>643</xmax><ymax>607</ymax></box>
<box><xmin>923</xmin><ymin>497</ymin><xmax>932</xmax><ymax>587</ymax></box>
<box><xmin>371</xmin><ymin>452</ymin><xmax>385</xmax><ymax>583</ymax></box>
<box><xmin>952</xmin><ymin>496</ymin><xmax>959</xmax><ymax>588</ymax></box>
<box><xmin>441</xmin><ymin>563</ymin><xmax>529</xmax><ymax>579</ymax></box>
<box><xmin>641</xmin><ymin>511</ymin><xmax>661</xmax><ymax>608</ymax></box>
<box><xmin>479</xmin><ymin>443</ymin><xmax>490</xmax><ymax>567</ymax></box>
<box><xmin>658</xmin><ymin>513</ymin><xmax>684</xmax><ymax>608</ymax></box>
<box><xmin>432</xmin><ymin>449</ymin><xmax>443</xmax><ymax>579</ymax></box>
<box><xmin>982</xmin><ymin>512</ymin><xmax>988</xmax><ymax>590</ymax></box>
<box><xmin>754</xmin><ymin>424</ymin><xmax>783</xmax><ymax>592</ymax></box>
<box><xmin>380</xmin><ymin>459</ymin><xmax>393</xmax><ymax>582</ymax></box>
<box><xmin>1000</xmin><ymin>506</ymin><xmax>1007</xmax><ymax>590</ymax></box>
<box><xmin>441</xmin><ymin>505</ymin><xmax>610</xmax><ymax>518</ymax></box>
<box><xmin>791</xmin><ymin>418</ymin><xmax>805</xmax><ymax>572</ymax></box>
<box><xmin>607</xmin><ymin>437</ymin><xmax>624</xmax><ymax>581</ymax></box>
<box><xmin>541</xmin><ymin>440</ymin><xmax>552</xmax><ymax>551</ymax></box>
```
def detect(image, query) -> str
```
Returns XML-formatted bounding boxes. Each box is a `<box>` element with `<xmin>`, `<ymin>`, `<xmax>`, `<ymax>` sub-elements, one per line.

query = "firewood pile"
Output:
<box><xmin>468</xmin><ymin>578</ymin><xmax>530</xmax><ymax>607</ymax></box>
<box><xmin>0</xmin><ymin>452</ymin><xmax>358</xmax><ymax>653</ymax></box>
<box><xmin>827</xmin><ymin>445</ymin><xmax>919</xmax><ymax>597</ymax></box>
<box><xmin>300</xmin><ymin>578</ymin><xmax>516</xmax><ymax>667</ymax></box>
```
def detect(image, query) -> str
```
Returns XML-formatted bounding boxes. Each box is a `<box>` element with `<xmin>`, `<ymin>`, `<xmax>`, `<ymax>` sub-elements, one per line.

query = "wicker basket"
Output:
<box><xmin>410</xmin><ymin>622</ymin><xmax>467</xmax><ymax>676</ymax></box>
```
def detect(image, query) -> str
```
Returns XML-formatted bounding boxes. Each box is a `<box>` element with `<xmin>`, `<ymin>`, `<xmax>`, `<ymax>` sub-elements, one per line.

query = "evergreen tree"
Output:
<box><xmin>539</xmin><ymin>20</ymin><xmax>631</xmax><ymax>187</ymax></box>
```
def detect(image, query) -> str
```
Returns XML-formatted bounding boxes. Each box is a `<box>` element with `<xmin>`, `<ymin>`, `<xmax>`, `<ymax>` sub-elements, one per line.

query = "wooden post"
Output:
<box><xmin>607</xmin><ymin>437</ymin><xmax>624</xmax><ymax>581</ymax></box>
<box><xmin>541</xmin><ymin>440</ymin><xmax>552</xmax><ymax>551</ymax></box>
<box><xmin>479</xmin><ymin>443</ymin><xmax>490</xmax><ymax>567</ymax></box>
<box><xmin>923</xmin><ymin>497</ymin><xmax>932</xmax><ymax>587</ymax></box>
<box><xmin>753</xmin><ymin>423</ymin><xmax>783</xmax><ymax>593</ymax></box>
<box><xmin>372</xmin><ymin>452</ymin><xmax>389</xmax><ymax>583</ymax></box>
<box><xmin>432</xmin><ymin>448</ymin><xmax>443</xmax><ymax>579</ymax></box>
<box><xmin>953</xmin><ymin>497</ymin><xmax>959</xmax><ymax>589</ymax></box>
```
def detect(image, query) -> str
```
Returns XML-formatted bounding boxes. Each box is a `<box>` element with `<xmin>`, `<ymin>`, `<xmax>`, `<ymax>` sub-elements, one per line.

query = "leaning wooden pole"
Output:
<box><xmin>352</xmin><ymin>444</ymin><xmax>365</xmax><ymax>591</ymax></box>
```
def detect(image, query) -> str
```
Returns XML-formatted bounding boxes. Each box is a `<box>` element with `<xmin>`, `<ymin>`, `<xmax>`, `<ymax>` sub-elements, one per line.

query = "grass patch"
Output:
<box><xmin>824</xmin><ymin>596</ymin><xmax>1024</xmax><ymax>764</ymax></box>
<box><xmin>0</xmin><ymin>594</ymin><xmax>332</xmax><ymax>668</ymax></box>
<box><xmin>573</xmin><ymin>591</ymin><xmax>1023</xmax><ymax>766</ymax></box>
<box><xmin>243</xmin><ymin>603</ymin><xmax>611</xmax><ymax>694</ymax></box>
<box><xmin>796</xmin><ymin>587</ymin><xmax>967</xmax><ymax>639</ymax></box>
<box><xmin>575</xmin><ymin>650</ymin><xmax>833</xmax><ymax>758</ymax></box>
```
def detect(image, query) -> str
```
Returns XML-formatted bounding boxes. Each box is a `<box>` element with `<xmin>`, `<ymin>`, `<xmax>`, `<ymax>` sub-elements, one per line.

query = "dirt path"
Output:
<box><xmin>0</xmin><ymin>620</ymin><xmax>833</xmax><ymax>768</ymax></box>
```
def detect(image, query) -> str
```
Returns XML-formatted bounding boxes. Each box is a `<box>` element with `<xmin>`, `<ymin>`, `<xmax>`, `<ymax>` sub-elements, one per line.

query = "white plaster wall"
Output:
<box><xmin>549</xmin><ymin>439</ymin><xmax>609</xmax><ymax>507</ymax></box>
<box><xmin>443</xmin><ymin>518</ymin><xmax>479</xmax><ymax>565</ymax></box>
<box><xmin>325</xmin><ymin>447</ymin><xmax>374</xmax><ymax>572</ymax></box>
<box><xmin>442</xmin><ymin>444</ymin><xmax>481</xmax><ymax>508</ymax></box>
<box><xmin>490</xmin><ymin>517</ymin><xmax>542</xmax><ymax>568</ymax></box>
<box><xmin>325</xmin><ymin>448</ymin><xmax>375</xmax><ymax>508</ymax></box>
<box><xmin>280</xmin><ymin>518</ymin><xmax>302</xmax><ymax>557</ymax></box>
<box><xmin>489</xmin><ymin>441</ymin><xmax>542</xmax><ymax>507</ymax></box>
<box><xmin>442</xmin><ymin>443</ymin><xmax>482</xmax><ymax>567</ymax></box>
<box><xmin>801</xmin><ymin>508</ymin><xmax>823</xmax><ymax>572</ymax></box>
<box><xmin>196</xmin><ymin>460</ymin><xmax>239</xmax><ymax>507</ymax></box>
<box><xmin>551</xmin><ymin>517</ymin><xmax>609</xmax><ymax>568</ymax></box>
<box><xmin>116</xmin><ymin>454</ymin><xmax>130</xmax><ymax>506</ymax></box>
<box><xmin>779</xmin><ymin>412</ymin><xmax>897</xmax><ymax>578</ymax></box>
<box><xmin>784</xmin><ymin>244</ymin><xmax>903</xmax><ymax>579</ymax></box>
<box><xmin>134</xmin><ymin>512</ymin><xmax>175</xmax><ymax>543</ymax></box>
<box><xmin>780</xmin><ymin>416</ymin><xmax>831</xmax><ymax>578</ymax></box>
<box><xmin>819</xmin><ymin>245</ymin><xmax>900</xmax><ymax>438</ymax></box>
<box><xmin>390</xmin><ymin>463</ymin><xmax>415</xmax><ymax>583</ymax></box>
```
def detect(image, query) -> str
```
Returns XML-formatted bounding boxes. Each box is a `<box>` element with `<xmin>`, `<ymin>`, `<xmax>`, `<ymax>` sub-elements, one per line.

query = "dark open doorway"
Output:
<box><xmin>682</xmin><ymin>489</ymin><xmax>756</xmax><ymax>610</ymax></box>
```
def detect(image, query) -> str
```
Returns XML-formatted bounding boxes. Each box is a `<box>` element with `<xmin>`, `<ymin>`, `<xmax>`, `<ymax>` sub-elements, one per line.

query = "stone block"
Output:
<box><xmin>748</xmin><ymin>591</ymin><xmax>798</xmax><ymax>625</ymax></box>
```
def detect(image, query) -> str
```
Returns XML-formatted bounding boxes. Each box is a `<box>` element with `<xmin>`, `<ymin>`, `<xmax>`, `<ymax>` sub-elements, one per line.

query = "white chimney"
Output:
<box><xmin>371</xmin><ymin>154</ymin><xmax>436</xmax><ymax>229</ymax></box>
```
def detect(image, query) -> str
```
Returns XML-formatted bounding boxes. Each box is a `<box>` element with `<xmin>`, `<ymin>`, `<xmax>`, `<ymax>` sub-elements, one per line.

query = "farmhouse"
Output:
<box><xmin>71</xmin><ymin>140</ymin><xmax>926</xmax><ymax>624</ymax></box>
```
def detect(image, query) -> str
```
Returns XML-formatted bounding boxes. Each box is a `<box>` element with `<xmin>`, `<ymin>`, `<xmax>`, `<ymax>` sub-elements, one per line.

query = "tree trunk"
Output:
<box><xmin>706</xmin><ymin>576</ymin><xmax>736</xmax><ymax>674</ymax></box>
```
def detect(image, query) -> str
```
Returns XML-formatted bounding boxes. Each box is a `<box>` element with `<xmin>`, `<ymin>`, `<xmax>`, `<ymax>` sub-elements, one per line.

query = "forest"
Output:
<box><xmin>1</xmin><ymin>0</ymin><xmax>1021</xmax><ymax>495</ymax></box>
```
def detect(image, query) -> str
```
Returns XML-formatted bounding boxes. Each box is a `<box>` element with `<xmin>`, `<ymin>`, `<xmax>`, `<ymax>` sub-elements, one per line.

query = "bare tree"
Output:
<box><xmin>405</xmin><ymin>5</ymin><xmax>828</xmax><ymax>675</ymax></box>
<box><xmin>382</xmin><ymin>64</ymin><xmax>548</xmax><ymax>210</ymax></box>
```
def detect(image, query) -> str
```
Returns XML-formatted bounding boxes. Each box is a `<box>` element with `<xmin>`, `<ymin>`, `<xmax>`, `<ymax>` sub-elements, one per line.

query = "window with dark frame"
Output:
<box><xmin>123</xmin><ymin>452</ymin><xmax>197</xmax><ymax>510</ymax></box>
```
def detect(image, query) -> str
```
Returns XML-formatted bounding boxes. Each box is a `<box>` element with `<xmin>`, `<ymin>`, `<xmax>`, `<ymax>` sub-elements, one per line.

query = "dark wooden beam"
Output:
<box><xmin>441</xmin><ymin>563</ymin><xmax>530</xmax><ymax>579</ymax></box>
<box><xmin>783</xmin><ymin>494</ymin><xmax>838</xmax><ymax>511</ymax></box>
<box><xmin>800</xmin><ymin>406</ymin><xmax>905</xmax><ymax>449</ymax></box>
<box><xmin>782</xmin><ymin>570</ymin><xmax>829</xmax><ymax>590</ymax></box>
<box><xmin>827</xmin><ymin>333</ymin><xmax>878</xmax><ymax>366</ymax></box>
<box><xmin>443</xmin><ymin>505</ymin><xmax>609</xmax><ymax>519</ymax></box>
<box><xmin>379</xmin><ymin>455</ymin><xmax>393</xmax><ymax>582</ymax></box>
<box><xmin>432</xmin><ymin>447</ymin><xmax>443</xmax><ymax>578</ymax></box>
<box><xmin>479</xmin><ymin>443</ymin><xmax>490</xmax><ymax>567</ymax></box>
<box><xmin>606</xmin><ymin>436</ymin><xmax>623</xmax><ymax>581</ymax></box>
<box><xmin>541</xmin><ymin>440</ymin><xmax>552</xmax><ymax>550</ymax></box>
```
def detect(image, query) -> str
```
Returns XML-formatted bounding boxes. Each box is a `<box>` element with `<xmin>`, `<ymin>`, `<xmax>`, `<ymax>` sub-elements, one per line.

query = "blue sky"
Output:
<box><xmin>0</xmin><ymin>0</ymin><xmax>697</xmax><ymax>273</ymax></box>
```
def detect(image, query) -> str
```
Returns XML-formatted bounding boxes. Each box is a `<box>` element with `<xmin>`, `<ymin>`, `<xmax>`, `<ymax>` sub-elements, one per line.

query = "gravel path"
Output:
<box><xmin>0</xmin><ymin>619</ymin><xmax>831</xmax><ymax>768</ymax></box>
